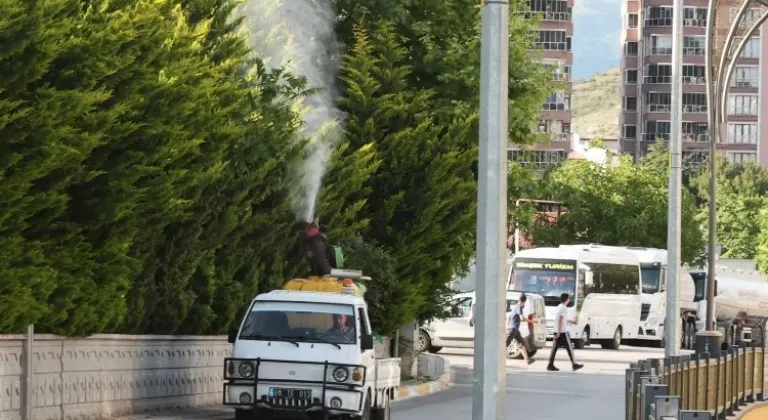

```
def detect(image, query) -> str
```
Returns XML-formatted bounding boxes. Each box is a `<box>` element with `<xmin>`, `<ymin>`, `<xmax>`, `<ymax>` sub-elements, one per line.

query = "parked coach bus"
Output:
<box><xmin>507</xmin><ymin>246</ymin><xmax>643</xmax><ymax>350</ymax></box>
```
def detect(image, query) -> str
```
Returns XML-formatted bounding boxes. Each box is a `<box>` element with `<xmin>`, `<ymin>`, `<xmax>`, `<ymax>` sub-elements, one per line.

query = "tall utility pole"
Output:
<box><xmin>664</xmin><ymin>0</ymin><xmax>684</xmax><ymax>358</ymax></box>
<box><xmin>473</xmin><ymin>0</ymin><xmax>509</xmax><ymax>419</ymax></box>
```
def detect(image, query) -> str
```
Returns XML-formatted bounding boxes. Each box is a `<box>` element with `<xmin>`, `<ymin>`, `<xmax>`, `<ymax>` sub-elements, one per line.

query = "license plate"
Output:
<box><xmin>268</xmin><ymin>387</ymin><xmax>311</xmax><ymax>399</ymax></box>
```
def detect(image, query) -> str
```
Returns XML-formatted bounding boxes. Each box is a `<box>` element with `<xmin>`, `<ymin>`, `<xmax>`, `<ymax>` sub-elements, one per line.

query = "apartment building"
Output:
<box><xmin>619</xmin><ymin>1</ymin><xmax>768</xmax><ymax>168</ymax></box>
<box><xmin>508</xmin><ymin>0</ymin><xmax>574</xmax><ymax>170</ymax></box>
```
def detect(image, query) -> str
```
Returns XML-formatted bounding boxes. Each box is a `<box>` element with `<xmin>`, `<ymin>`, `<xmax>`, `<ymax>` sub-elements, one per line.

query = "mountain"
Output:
<box><xmin>572</xmin><ymin>66</ymin><xmax>621</xmax><ymax>139</ymax></box>
<box><xmin>572</xmin><ymin>0</ymin><xmax>623</xmax><ymax>79</ymax></box>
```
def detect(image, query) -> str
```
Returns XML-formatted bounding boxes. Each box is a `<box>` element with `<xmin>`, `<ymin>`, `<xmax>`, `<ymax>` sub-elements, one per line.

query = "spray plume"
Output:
<box><xmin>238</xmin><ymin>0</ymin><xmax>344</xmax><ymax>222</ymax></box>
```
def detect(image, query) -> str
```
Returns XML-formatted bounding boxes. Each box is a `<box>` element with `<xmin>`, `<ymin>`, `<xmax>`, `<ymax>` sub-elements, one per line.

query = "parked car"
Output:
<box><xmin>418</xmin><ymin>291</ymin><xmax>547</xmax><ymax>359</ymax></box>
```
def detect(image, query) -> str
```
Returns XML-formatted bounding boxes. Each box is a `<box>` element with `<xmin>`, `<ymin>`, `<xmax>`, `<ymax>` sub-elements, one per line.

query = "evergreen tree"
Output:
<box><xmin>337</xmin><ymin>21</ymin><xmax>479</xmax><ymax>332</ymax></box>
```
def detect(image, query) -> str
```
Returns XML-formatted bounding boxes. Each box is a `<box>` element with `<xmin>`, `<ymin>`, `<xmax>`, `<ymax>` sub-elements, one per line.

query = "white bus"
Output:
<box><xmin>508</xmin><ymin>246</ymin><xmax>643</xmax><ymax>350</ymax></box>
<box><xmin>560</xmin><ymin>245</ymin><xmax>698</xmax><ymax>348</ymax></box>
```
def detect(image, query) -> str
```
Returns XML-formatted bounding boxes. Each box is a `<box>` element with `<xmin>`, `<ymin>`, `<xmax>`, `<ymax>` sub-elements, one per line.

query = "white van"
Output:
<box><xmin>418</xmin><ymin>291</ymin><xmax>547</xmax><ymax>359</ymax></box>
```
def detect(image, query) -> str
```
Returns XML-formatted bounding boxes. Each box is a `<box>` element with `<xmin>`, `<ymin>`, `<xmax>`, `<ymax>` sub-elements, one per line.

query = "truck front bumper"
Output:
<box><xmin>223</xmin><ymin>357</ymin><xmax>366</xmax><ymax>416</ymax></box>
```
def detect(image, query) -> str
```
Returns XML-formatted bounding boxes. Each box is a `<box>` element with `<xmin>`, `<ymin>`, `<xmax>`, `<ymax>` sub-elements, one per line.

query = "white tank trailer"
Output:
<box><xmin>690</xmin><ymin>266</ymin><xmax>768</xmax><ymax>349</ymax></box>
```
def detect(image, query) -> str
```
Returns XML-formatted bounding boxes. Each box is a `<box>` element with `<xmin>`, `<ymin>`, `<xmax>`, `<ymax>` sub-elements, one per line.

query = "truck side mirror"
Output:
<box><xmin>227</xmin><ymin>328</ymin><xmax>238</xmax><ymax>344</ymax></box>
<box><xmin>360</xmin><ymin>334</ymin><xmax>374</xmax><ymax>351</ymax></box>
<box><xmin>585</xmin><ymin>271</ymin><xmax>594</xmax><ymax>286</ymax></box>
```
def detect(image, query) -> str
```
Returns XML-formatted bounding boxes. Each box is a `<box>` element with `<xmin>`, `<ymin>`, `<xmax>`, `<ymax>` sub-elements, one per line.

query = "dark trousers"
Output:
<box><xmin>548</xmin><ymin>332</ymin><xmax>576</xmax><ymax>366</ymax></box>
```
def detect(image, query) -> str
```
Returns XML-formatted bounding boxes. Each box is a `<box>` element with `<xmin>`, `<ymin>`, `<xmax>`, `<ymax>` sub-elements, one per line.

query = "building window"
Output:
<box><xmin>628</xmin><ymin>13</ymin><xmax>638</xmax><ymax>28</ymax></box>
<box><xmin>683</xmin><ymin>7</ymin><xmax>707</xmax><ymax>27</ymax></box>
<box><xmin>683</xmin><ymin>36</ymin><xmax>705</xmax><ymax>55</ymax></box>
<box><xmin>730</xmin><ymin>66</ymin><xmax>759</xmax><ymax>88</ymax></box>
<box><xmin>647</xmin><ymin>92</ymin><xmax>671</xmax><ymax>112</ymax></box>
<box><xmin>625</xmin><ymin>41</ymin><xmax>639</xmax><ymax>56</ymax></box>
<box><xmin>727</xmin><ymin>94</ymin><xmax>759</xmax><ymax>116</ymax></box>
<box><xmin>526</xmin><ymin>0</ymin><xmax>572</xmax><ymax>22</ymax></box>
<box><xmin>540</xmin><ymin>59</ymin><xmax>571</xmax><ymax>81</ymax></box>
<box><xmin>682</xmin><ymin>122</ymin><xmax>708</xmax><ymax>142</ymax></box>
<box><xmin>533</xmin><ymin>30</ymin><xmax>570</xmax><ymax>51</ymax></box>
<box><xmin>726</xmin><ymin>123</ymin><xmax>759</xmax><ymax>144</ymax></box>
<box><xmin>682</xmin><ymin>93</ymin><xmax>707</xmax><ymax>113</ymax></box>
<box><xmin>508</xmin><ymin>150</ymin><xmax>567</xmax><ymax>168</ymax></box>
<box><xmin>734</xmin><ymin>37</ymin><xmax>761</xmax><ymax>58</ymax></box>
<box><xmin>729</xmin><ymin>152</ymin><xmax>758</xmax><ymax>165</ymax></box>
<box><xmin>650</xmin><ymin>35</ymin><xmax>672</xmax><ymax>55</ymax></box>
<box><xmin>625</xmin><ymin>69</ymin><xmax>638</xmax><ymax>84</ymax></box>
<box><xmin>543</xmin><ymin>92</ymin><xmax>570</xmax><ymax>111</ymax></box>
<box><xmin>730</xmin><ymin>8</ymin><xmax>762</xmax><ymax>28</ymax></box>
<box><xmin>682</xmin><ymin>65</ymin><xmax>706</xmax><ymax>84</ymax></box>
<box><xmin>645</xmin><ymin>6</ymin><xmax>673</xmax><ymax>27</ymax></box>
<box><xmin>645</xmin><ymin>121</ymin><xmax>671</xmax><ymax>141</ymax></box>
<box><xmin>623</xmin><ymin>97</ymin><xmax>637</xmax><ymax>111</ymax></box>
<box><xmin>645</xmin><ymin>64</ymin><xmax>672</xmax><ymax>84</ymax></box>
<box><xmin>622</xmin><ymin>125</ymin><xmax>637</xmax><ymax>139</ymax></box>
<box><xmin>683</xmin><ymin>151</ymin><xmax>709</xmax><ymax>167</ymax></box>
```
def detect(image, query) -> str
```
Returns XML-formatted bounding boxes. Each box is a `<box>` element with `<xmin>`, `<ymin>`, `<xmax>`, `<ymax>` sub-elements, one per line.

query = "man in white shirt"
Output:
<box><xmin>506</xmin><ymin>294</ymin><xmax>534</xmax><ymax>365</ymax></box>
<box><xmin>547</xmin><ymin>293</ymin><xmax>583</xmax><ymax>372</ymax></box>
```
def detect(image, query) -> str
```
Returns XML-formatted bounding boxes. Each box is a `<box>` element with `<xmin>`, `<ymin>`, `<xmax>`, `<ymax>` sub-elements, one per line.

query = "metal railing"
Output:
<box><xmin>647</xmin><ymin>104</ymin><xmax>672</xmax><ymax>112</ymax></box>
<box><xmin>682</xmin><ymin>76</ymin><xmax>706</xmax><ymax>85</ymax></box>
<box><xmin>645</xmin><ymin>76</ymin><xmax>672</xmax><ymax>84</ymax></box>
<box><xmin>524</xmin><ymin>11</ymin><xmax>572</xmax><ymax>21</ymax></box>
<box><xmin>682</xmin><ymin>134</ymin><xmax>709</xmax><ymax>143</ymax></box>
<box><xmin>683</xmin><ymin>47</ymin><xmax>705</xmax><ymax>56</ymax></box>
<box><xmin>682</xmin><ymin>104</ymin><xmax>707</xmax><ymax>113</ymax></box>
<box><xmin>650</xmin><ymin>46</ymin><xmax>673</xmax><ymax>55</ymax></box>
<box><xmin>625</xmin><ymin>327</ymin><xmax>766</xmax><ymax>420</ymax></box>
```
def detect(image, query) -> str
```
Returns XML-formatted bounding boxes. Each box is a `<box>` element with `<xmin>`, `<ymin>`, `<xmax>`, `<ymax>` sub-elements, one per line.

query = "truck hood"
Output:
<box><xmin>233</xmin><ymin>339</ymin><xmax>360</xmax><ymax>365</ymax></box>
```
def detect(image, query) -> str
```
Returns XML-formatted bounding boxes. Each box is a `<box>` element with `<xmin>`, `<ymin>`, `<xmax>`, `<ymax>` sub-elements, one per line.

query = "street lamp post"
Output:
<box><xmin>473</xmin><ymin>0</ymin><xmax>509</xmax><ymax>419</ymax></box>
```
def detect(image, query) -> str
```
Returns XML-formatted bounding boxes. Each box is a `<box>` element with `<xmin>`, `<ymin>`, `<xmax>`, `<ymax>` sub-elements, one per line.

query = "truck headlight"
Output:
<box><xmin>239</xmin><ymin>392</ymin><xmax>252</xmax><ymax>404</ymax></box>
<box><xmin>238</xmin><ymin>362</ymin><xmax>254</xmax><ymax>378</ymax></box>
<box><xmin>330</xmin><ymin>397</ymin><xmax>342</xmax><ymax>408</ymax></box>
<box><xmin>332</xmin><ymin>366</ymin><xmax>349</xmax><ymax>382</ymax></box>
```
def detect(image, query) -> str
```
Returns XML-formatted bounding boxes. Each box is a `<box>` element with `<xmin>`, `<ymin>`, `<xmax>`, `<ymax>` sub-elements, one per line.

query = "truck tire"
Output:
<box><xmin>601</xmin><ymin>326</ymin><xmax>622</xmax><ymax>350</ymax></box>
<box><xmin>360</xmin><ymin>392</ymin><xmax>372</xmax><ymax>420</ymax></box>
<box><xmin>371</xmin><ymin>391</ymin><xmax>391</xmax><ymax>420</ymax></box>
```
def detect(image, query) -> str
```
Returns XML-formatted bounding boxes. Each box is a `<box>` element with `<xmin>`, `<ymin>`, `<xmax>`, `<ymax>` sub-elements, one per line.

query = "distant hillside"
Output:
<box><xmin>572</xmin><ymin>67</ymin><xmax>621</xmax><ymax>139</ymax></box>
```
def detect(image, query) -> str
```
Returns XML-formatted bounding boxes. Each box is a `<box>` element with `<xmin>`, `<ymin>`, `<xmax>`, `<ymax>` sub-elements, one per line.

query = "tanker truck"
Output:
<box><xmin>690</xmin><ymin>266</ymin><xmax>768</xmax><ymax>349</ymax></box>
<box><xmin>223</xmin><ymin>222</ymin><xmax>400</xmax><ymax>420</ymax></box>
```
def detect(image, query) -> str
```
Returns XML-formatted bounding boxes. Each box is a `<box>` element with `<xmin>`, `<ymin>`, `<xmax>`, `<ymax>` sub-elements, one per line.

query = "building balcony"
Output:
<box><xmin>682</xmin><ymin>104</ymin><xmax>707</xmax><ymax>113</ymax></box>
<box><xmin>683</xmin><ymin>133</ymin><xmax>709</xmax><ymax>143</ymax></box>
<box><xmin>524</xmin><ymin>11</ymin><xmax>572</xmax><ymax>22</ymax></box>
<box><xmin>646</xmin><ymin>104</ymin><xmax>671</xmax><ymax>113</ymax></box>
<box><xmin>552</xmin><ymin>72</ymin><xmax>571</xmax><ymax>82</ymax></box>
<box><xmin>682</xmin><ymin>76</ymin><xmax>706</xmax><ymax>85</ymax></box>
<box><xmin>644</xmin><ymin>17</ymin><xmax>673</xmax><ymax>27</ymax></box>
<box><xmin>534</xmin><ymin>41</ymin><xmax>571</xmax><ymax>52</ymax></box>
<box><xmin>683</xmin><ymin>18</ymin><xmax>707</xmax><ymax>28</ymax></box>
<box><xmin>684</xmin><ymin>47</ymin><xmax>705</xmax><ymax>56</ymax></box>
<box><xmin>644</xmin><ymin>75</ymin><xmax>671</xmax><ymax>84</ymax></box>
<box><xmin>642</xmin><ymin>132</ymin><xmax>670</xmax><ymax>142</ymax></box>
<box><xmin>649</xmin><ymin>46</ymin><xmax>672</xmax><ymax>55</ymax></box>
<box><xmin>542</xmin><ymin>102</ymin><xmax>570</xmax><ymax>111</ymax></box>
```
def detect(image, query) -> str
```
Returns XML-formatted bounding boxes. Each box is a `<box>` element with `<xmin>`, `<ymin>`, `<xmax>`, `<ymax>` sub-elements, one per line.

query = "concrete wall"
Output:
<box><xmin>0</xmin><ymin>333</ymin><xmax>394</xmax><ymax>420</ymax></box>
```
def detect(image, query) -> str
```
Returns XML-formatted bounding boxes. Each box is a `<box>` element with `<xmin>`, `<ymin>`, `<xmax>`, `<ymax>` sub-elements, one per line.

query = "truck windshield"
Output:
<box><xmin>508</xmin><ymin>258</ymin><xmax>577</xmax><ymax>307</ymax></box>
<box><xmin>640</xmin><ymin>266</ymin><xmax>662</xmax><ymax>294</ymax></box>
<box><xmin>239</xmin><ymin>302</ymin><xmax>357</xmax><ymax>345</ymax></box>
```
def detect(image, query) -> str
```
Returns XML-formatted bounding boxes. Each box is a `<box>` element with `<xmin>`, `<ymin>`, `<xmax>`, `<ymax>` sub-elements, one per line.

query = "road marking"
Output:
<box><xmin>452</xmin><ymin>383</ymin><xmax>623</xmax><ymax>399</ymax></box>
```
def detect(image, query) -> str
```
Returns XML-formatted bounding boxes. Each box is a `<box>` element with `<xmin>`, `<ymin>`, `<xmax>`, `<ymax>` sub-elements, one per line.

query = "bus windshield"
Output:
<box><xmin>508</xmin><ymin>258</ymin><xmax>577</xmax><ymax>306</ymax></box>
<box><xmin>640</xmin><ymin>266</ymin><xmax>662</xmax><ymax>294</ymax></box>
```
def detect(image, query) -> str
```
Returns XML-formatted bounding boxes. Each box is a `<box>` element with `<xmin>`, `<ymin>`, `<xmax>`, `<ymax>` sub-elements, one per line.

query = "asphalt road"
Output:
<box><xmin>117</xmin><ymin>343</ymin><xmax>666</xmax><ymax>420</ymax></box>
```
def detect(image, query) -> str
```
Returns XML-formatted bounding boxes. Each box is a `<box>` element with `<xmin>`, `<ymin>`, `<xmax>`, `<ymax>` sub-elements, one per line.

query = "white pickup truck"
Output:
<box><xmin>223</xmin><ymin>272</ymin><xmax>401</xmax><ymax>420</ymax></box>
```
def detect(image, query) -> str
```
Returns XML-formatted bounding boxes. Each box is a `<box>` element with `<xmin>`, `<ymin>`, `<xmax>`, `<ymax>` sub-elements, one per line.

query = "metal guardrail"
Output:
<box><xmin>625</xmin><ymin>327</ymin><xmax>766</xmax><ymax>420</ymax></box>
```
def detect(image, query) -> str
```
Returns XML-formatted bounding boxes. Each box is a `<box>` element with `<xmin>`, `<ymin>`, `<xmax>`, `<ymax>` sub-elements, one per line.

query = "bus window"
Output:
<box><xmin>589</xmin><ymin>263</ymin><xmax>641</xmax><ymax>295</ymax></box>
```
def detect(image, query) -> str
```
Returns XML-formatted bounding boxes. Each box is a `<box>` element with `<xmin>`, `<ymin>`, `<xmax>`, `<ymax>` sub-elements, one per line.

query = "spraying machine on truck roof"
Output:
<box><xmin>223</xmin><ymin>222</ymin><xmax>400</xmax><ymax>420</ymax></box>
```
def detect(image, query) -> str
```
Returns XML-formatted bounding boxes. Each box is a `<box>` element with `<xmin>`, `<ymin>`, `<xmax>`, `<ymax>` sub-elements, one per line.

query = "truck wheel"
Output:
<box><xmin>371</xmin><ymin>391</ymin><xmax>391</xmax><ymax>420</ymax></box>
<box><xmin>417</xmin><ymin>329</ymin><xmax>430</xmax><ymax>353</ymax></box>
<box><xmin>361</xmin><ymin>392</ymin><xmax>372</xmax><ymax>420</ymax></box>
<box><xmin>601</xmin><ymin>327</ymin><xmax>622</xmax><ymax>350</ymax></box>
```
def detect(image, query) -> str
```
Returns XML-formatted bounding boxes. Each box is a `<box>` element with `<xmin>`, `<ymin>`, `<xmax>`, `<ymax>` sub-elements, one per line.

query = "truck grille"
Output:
<box><xmin>640</xmin><ymin>303</ymin><xmax>651</xmax><ymax>321</ymax></box>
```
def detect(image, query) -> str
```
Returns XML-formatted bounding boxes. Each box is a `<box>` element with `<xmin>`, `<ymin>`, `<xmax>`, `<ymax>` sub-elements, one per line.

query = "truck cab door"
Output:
<box><xmin>357</xmin><ymin>307</ymin><xmax>376</xmax><ymax>385</ymax></box>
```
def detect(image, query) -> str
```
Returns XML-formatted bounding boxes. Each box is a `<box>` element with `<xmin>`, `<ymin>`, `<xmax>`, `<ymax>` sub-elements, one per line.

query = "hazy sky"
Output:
<box><xmin>572</xmin><ymin>0</ymin><xmax>623</xmax><ymax>80</ymax></box>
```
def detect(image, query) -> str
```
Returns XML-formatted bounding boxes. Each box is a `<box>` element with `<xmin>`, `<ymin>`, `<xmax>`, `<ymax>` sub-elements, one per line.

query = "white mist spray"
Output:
<box><xmin>238</xmin><ymin>0</ymin><xmax>344</xmax><ymax>222</ymax></box>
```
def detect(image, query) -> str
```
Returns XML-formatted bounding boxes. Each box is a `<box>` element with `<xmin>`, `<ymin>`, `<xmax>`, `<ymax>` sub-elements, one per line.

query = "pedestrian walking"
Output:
<box><xmin>547</xmin><ymin>293</ymin><xmax>583</xmax><ymax>372</ymax></box>
<box><xmin>506</xmin><ymin>294</ymin><xmax>534</xmax><ymax>365</ymax></box>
